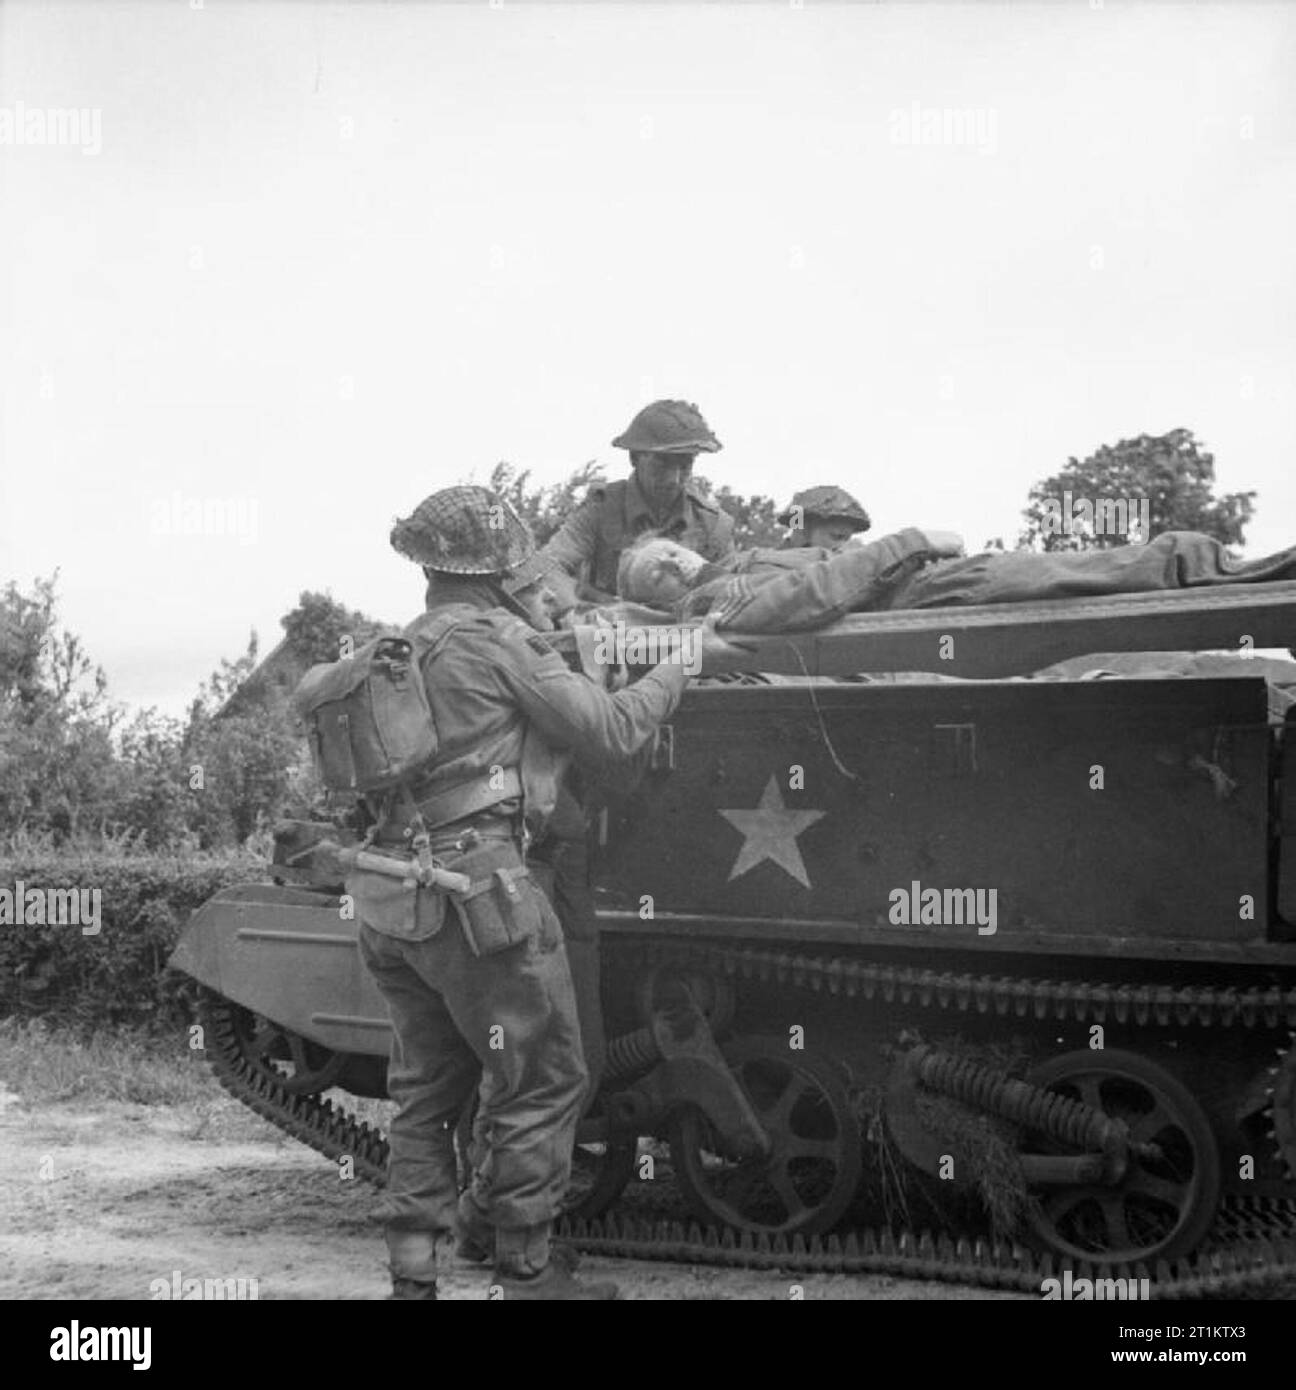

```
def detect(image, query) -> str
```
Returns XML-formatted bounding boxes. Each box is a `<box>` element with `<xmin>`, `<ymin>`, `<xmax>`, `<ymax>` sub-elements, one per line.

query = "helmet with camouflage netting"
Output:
<box><xmin>390</xmin><ymin>485</ymin><xmax>535</xmax><ymax>575</ymax></box>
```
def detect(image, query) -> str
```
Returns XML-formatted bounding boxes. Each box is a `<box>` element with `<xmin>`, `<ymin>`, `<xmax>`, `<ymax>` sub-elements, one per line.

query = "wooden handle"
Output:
<box><xmin>322</xmin><ymin>842</ymin><xmax>473</xmax><ymax>895</ymax></box>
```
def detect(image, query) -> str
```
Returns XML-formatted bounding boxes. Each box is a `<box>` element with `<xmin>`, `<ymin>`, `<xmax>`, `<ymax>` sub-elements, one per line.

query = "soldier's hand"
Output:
<box><xmin>695</xmin><ymin>617</ymin><xmax>755</xmax><ymax>676</ymax></box>
<box><xmin>920</xmin><ymin>529</ymin><xmax>965</xmax><ymax>558</ymax></box>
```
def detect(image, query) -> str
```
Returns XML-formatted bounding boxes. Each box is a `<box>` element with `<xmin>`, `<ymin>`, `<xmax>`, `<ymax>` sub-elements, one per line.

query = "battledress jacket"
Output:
<box><xmin>542</xmin><ymin>476</ymin><xmax>737</xmax><ymax>600</ymax></box>
<box><xmin>402</xmin><ymin>590</ymin><xmax>688</xmax><ymax>833</ymax></box>
<box><xmin>677</xmin><ymin>529</ymin><xmax>935</xmax><ymax>632</ymax></box>
<box><xmin>675</xmin><ymin>530</ymin><xmax>1296</xmax><ymax>634</ymax></box>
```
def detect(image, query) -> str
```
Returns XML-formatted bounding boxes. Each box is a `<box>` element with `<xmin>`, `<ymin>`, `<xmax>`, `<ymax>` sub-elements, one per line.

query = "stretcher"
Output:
<box><xmin>689</xmin><ymin>580</ymin><xmax>1296</xmax><ymax>679</ymax></box>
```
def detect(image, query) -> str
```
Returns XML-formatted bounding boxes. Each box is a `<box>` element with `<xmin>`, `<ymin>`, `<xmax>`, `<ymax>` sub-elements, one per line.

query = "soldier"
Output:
<box><xmin>541</xmin><ymin>399</ymin><xmax>736</xmax><ymax>601</ymax></box>
<box><xmin>778</xmin><ymin>486</ymin><xmax>872</xmax><ymax>550</ymax></box>
<box><xmin>357</xmin><ymin>485</ymin><xmax>740</xmax><ymax>1301</ymax></box>
<box><xmin>500</xmin><ymin>554</ymin><xmax>607</xmax><ymax>1094</ymax></box>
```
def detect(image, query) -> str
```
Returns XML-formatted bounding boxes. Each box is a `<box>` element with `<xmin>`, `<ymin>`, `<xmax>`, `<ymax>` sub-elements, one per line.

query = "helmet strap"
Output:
<box><xmin>496</xmin><ymin>581</ymin><xmax>544</xmax><ymax>629</ymax></box>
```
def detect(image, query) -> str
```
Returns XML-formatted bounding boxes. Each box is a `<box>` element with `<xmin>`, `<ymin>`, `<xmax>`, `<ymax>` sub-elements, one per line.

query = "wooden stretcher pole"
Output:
<box><xmin>318</xmin><ymin>840</ymin><xmax>472</xmax><ymax>894</ymax></box>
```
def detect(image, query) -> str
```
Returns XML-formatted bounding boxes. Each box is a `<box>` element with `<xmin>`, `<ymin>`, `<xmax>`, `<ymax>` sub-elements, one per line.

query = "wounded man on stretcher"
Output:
<box><xmin>608</xmin><ymin>527</ymin><xmax>1296</xmax><ymax>633</ymax></box>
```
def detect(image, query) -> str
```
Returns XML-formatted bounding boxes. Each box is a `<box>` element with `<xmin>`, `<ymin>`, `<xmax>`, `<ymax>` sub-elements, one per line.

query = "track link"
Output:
<box><xmin>628</xmin><ymin>938</ymin><xmax>1296</xmax><ymax>1030</ymax></box>
<box><xmin>559</xmin><ymin>1214</ymin><xmax>1296</xmax><ymax>1300</ymax></box>
<box><xmin>200</xmin><ymin>992</ymin><xmax>389</xmax><ymax>1184</ymax></box>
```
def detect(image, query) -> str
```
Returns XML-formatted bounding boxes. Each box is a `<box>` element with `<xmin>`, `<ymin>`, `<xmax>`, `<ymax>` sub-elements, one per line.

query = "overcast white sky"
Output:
<box><xmin>2</xmin><ymin>1</ymin><xmax>1294</xmax><ymax>715</ymax></box>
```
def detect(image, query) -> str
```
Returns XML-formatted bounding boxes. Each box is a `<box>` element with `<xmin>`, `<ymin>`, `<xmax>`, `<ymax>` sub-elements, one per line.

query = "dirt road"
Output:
<box><xmin>0</xmin><ymin>1085</ymin><xmax>1018</xmax><ymax>1301</ymax></box>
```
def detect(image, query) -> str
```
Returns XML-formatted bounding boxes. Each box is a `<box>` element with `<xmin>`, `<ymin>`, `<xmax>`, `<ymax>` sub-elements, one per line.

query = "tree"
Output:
<box><xmin>0</xmin><ymin>581</ymin><xmax>374</xmax><ymax>848</ymax></box>
<box><xmin>161</xmin><ymin>593</ymin><xmax>388</xmax><ymax>847</ymax></box>
<box><xmin>488</xmin><ymin>461</ymin><xmax>606</xmax><ymax>547</ymax></box>
<box><xmin>281</xmin><ymin>591</ymin><xmax>387</xmax><ymax>669</ymax></box>
<box><xmin>112</xmin><ymin>707</ymin><xmax>189</xmax><ymax>848</ymax></box>
<box><xmin>1018</xmin><ymin>429</ymin><xmax>1256</xmax><ymax>552</ymax></box>
<box><xmin>0</xmin><ymin>575</ymin><xmax>119</xmax><ymax>840</ymax></box>
<box><xmin>709</xmin><ymin>484</ymin><xmax>784</xmax><ymax>549</ymax></box>
<box><xmin>181</xmin><ymin>634</ymin><xmax>305</xmax><ymax>848</ymax></box>
<box><xmin>181</xmin><ymin>707</ymin><xmax>302</xmax><ymax>847</ymax></box>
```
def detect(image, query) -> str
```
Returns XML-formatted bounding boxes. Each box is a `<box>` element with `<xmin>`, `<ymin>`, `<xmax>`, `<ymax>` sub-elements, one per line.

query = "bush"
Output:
<box><xmin>0</xmin><ymin>849</ymin><xmax>266</xmax><ymax>1031</ymax></box>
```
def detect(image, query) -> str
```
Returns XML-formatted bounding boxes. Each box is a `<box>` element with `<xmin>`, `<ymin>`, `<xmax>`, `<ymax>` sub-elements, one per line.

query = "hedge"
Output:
<box><xmin>0</xmin><ymin>851</ymin><xmax>267</xmax><ymax>1031</ymax></box>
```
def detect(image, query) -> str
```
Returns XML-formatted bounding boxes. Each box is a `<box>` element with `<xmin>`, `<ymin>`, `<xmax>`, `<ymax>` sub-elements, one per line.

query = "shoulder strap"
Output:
<box><xmin>365</xmin><ymin>609</ymin><xmax>470</xmax><ymax>848</ymax></box>
<box><xmin>403</xmin><ymin>607</ymin><xmax>470</xmax><ymax>658</ymax></box>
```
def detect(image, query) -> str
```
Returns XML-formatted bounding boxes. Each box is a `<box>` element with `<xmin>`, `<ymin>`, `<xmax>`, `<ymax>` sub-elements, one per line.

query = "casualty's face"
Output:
<box><xmin>633</xmin><ymin>538</ymin><xmax>707</xmax><ymax>605</ymax></box>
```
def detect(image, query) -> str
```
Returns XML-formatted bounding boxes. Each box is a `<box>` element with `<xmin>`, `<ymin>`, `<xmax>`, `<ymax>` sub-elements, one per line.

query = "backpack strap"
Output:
<box><xmin>403</xmin><ymin>607</ymin><xmax>470</xmax><ymax>660</ymax></box>
<box><xmin>366</xmin><ymin>608</ymin><xmax>470</xmax><ymax>845</ymax></box>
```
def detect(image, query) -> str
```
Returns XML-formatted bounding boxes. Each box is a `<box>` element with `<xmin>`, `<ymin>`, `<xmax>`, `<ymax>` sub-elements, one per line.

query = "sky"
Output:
<box><xmin>2</xmin><ymin>1</ymin><xmax>1294</xmax><ymax>715</ymax></box>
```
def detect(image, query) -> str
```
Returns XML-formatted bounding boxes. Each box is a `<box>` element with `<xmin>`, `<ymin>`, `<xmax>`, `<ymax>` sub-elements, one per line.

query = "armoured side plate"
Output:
<box><xmin>171</xmin><ymin>885</ymin><xmax>391</xmax><ymax>1057</ymax></box>
<box><xmin>1278</xmin><ymin>706</ymin><xmax>1296</xmax><ymax>938</ymax></box>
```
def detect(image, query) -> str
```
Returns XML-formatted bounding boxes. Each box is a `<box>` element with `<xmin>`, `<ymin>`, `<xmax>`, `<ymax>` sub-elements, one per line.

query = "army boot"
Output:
<box><xmin>454</xmin><ymin>1193</ymin><xmax>581</xmax><ymax>1271</ymax></box>
<box><xmin>384</xmin><ymin>1227</ymin><xmax>443</xmax><ymax>1301</ymax></box>
<box><xmin>387</xmin><ymin>1278</ymin><xmax>438</xmax><ymax>1301</ymax></box>
<box><xmin>492</xmin><ymin>1223</ymin><xmax>617</xmax><ymax>1301</ymax></box>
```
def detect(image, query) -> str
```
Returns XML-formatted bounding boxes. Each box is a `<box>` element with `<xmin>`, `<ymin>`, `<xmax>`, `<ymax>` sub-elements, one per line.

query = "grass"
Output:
<box><xmin>0</xmin><ymin>1015</ymin><xmax>397</xmax><ymax>1146</ymax></box>
<box><xmin>0</xmin><ymin>1017</ymin><xmax>215</xmax><ymax>1107</ymax></box>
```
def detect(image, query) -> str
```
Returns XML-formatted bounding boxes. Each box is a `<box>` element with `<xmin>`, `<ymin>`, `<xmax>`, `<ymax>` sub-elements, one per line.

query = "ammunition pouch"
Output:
<box><xmin>446</xmin><ymin>839</ymin><xmax>558</xmax><ymax>958</ymax></box>
<box><xmin>349</xmin><ymin>833</ymin><xmax>560</xmax><ymax>956</ymax></box>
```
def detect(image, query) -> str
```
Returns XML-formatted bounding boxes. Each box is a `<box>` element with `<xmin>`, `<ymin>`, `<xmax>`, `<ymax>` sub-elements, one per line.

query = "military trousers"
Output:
<box><xmin>887</xmin><ymin>532</ymin><xmax>1296</xmax><ymax>610</ymax></box>
<box><xmin>528</xmin><ymin>829</ymin><xmax>606</xmax><ymax>1094</ymax></box>
<box><xmin>358</xmin><ymin>903</ymin><xmax>589</xmax><ymax>1271</ymax></box>
<box><xmin>462</xmin><ymin>829</ymin><xmax>606</xmax><ymax>1204</ymax></box>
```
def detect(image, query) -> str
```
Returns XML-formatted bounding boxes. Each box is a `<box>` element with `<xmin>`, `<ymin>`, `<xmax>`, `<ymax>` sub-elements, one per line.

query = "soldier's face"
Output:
<box><xmin>638</xmin><ymin>540</ymin><xmax>706</xmax><ymax>605</ymax></box>
<box><xmin>541</xmin><ymin>567</ymin><xmax>578</xmax><ymax>620</ymax></box>
<box><xmin>804</xmin><ymin>519</ymin><xmax>858</xmax><ymax>549</ymax></box>
<box><xmin>511</xmin><ymin>579</ymin><xmax>556</xmax><ymax>631</ymax></box>
<box><xmin>633</xmin><ymin>452</ymin><xmax>695</xmax><ymax>511</ymax></box>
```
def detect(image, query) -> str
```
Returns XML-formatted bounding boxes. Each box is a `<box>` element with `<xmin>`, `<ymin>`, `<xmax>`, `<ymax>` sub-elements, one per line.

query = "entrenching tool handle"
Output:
<box><xmin>320</xmin><ymin>841</ymin><xmax>472</xmax><ymax>894</ymax></box>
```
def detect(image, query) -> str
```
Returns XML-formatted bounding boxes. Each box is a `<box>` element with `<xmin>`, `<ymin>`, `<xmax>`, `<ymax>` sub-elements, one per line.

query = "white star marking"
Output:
<box><xmin>719</xmin><ymin>775</ymin><xmax>826</xmax><ymax>889</ymax></box>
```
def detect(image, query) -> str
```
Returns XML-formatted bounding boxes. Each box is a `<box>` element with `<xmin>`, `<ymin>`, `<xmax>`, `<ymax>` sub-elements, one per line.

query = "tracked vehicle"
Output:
<box><xmin>170</xmin><ymin>582</ymin><xmax>1296</xmax><ymax>1291</ymax></box>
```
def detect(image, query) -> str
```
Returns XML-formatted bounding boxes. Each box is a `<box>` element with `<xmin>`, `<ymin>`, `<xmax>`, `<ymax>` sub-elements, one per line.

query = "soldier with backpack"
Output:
<box><xmin>295</xmin><ymin>485</ymin><xmax>742</xmax><ymax>1300</ymax></box>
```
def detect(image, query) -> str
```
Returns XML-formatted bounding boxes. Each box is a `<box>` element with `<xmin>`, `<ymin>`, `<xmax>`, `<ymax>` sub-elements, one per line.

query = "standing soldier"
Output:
<box><xmin>500</xmin><ymin>556</ymin><xmax>607</xmax><ymax>1096</ymax></box>
<box><xmin>541</xmin><ymin>399</ymin><xmax>737</xmax><ymax>601</ymax></box>
<box><xmin>356</xmin><ymin>485</ymin><xmax>739</xmax><ymax>1301</ymax></box>
<box><xmin>778</xmin><ymin>486</ymin><xmax>872</xmax><ymax>550</ymax></box>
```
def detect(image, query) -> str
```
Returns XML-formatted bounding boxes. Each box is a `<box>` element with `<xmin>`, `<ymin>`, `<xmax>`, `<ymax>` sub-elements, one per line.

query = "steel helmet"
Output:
<box><xmin>612</xmin><ymin>400</ymin><xmax>722</xmax><ymax>454</ymax></box>
<box><xmin>499</xmin><ymin>548</ymin><xmax>561</xmax><ymax>594</ymax></box>
<box><xmin>777</xmin><ymin>485</ymin><xmax>872</xmax><ymax>533</ymax></box>
<box><xmin>390</xmin><ymin>486</ymin><xmax>535</xmax><ymax>575</ymax></box>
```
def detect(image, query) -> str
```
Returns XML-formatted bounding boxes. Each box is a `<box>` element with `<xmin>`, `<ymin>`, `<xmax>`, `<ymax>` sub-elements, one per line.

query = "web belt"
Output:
<box><xmin>407</xmin><ymin>765</ymin><xmax>523</xmax><ymax>831</ymax></box>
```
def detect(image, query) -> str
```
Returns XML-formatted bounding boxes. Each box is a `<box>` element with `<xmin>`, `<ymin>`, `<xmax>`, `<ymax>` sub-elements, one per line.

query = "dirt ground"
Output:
<box><xmin>0</xmin><ymin>1082</ymin><xmax>1021</xmax><ymax>1301</ymax></box>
